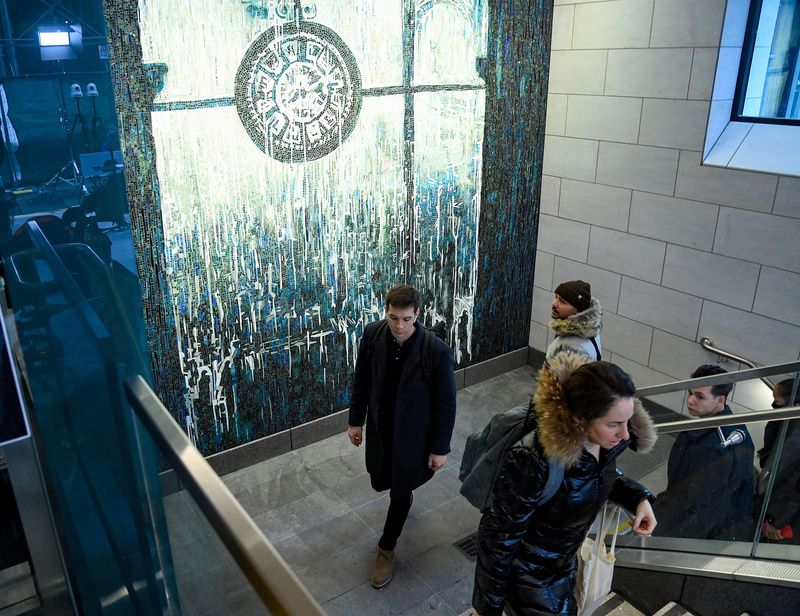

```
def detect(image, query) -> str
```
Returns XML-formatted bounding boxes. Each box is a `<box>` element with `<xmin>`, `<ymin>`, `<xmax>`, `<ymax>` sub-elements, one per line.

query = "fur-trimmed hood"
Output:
<box><xmin>549</xmin><ymin>297</ymin><xmax>602</xmax><ymax>338</ymax></box>
<box><xmin>533</xmin><ymin>352</ymin><xmax>657</xmax><ymax>467</ymax></box>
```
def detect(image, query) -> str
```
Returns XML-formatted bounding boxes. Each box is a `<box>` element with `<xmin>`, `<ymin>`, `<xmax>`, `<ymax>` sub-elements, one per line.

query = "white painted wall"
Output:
<box><xmin>533</xmin><ymin>0</ymin><xmax>800</xmax><ymax>416</ymax></box>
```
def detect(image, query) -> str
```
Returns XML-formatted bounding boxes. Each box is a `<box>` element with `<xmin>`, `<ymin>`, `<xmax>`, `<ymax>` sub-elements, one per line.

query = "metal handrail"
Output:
<box><xmin>700</xmin><ymin>336</ymin><xmax>775</xmax><ymax>390</ymax></box>
<box><xmin>654</xmin><ymin>405</ymin><xmax>800</xmax><ymax>434</ymax></box>
<box><xmin>124</xmin><ymin>375</ymin><xmax>324</xmax><ymax>616</ymax></box>
<box><xmin>635</xmin><ymin>361</ymin><xmax>800</xmax><ymax>398</ymax></box>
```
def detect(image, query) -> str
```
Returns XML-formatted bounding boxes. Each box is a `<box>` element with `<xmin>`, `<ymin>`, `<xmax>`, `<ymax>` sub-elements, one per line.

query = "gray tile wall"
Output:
<box><xmin>532</xmin><ymin>0</ymin><xmax>800</xmax><ymax>414</ymax></box>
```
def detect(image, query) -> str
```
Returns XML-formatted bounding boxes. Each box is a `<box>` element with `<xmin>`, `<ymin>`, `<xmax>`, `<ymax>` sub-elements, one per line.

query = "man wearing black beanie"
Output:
<box><xmin>546</xmin><ymin>280</ymin><xmax>602</xmax><ymax>361</ymax></box>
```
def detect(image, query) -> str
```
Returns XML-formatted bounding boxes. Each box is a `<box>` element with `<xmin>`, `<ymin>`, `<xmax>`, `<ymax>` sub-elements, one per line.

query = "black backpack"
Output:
<box><xmin>459</xmin><ymin>402</ymin><xmax>565</xmax><ymax>512</ymax></box>
<box><xmin>365</xmin><ymin>319</ymin><xmax>447</xmax><ymax>383</ymax></box>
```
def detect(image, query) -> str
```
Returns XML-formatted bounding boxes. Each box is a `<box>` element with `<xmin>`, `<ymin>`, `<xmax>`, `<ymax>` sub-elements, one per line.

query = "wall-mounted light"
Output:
<box><xmin>37</xmin><ymin>23</ymin><xmax>83</xmax><ymax>62</ymax></box>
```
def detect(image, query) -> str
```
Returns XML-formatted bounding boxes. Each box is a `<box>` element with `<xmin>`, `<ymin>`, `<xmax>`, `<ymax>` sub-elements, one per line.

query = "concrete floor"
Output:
<box><xmin>163</xmin><ymin>365</ymin><xmax>541</xmax><ymax>615</ymax></box>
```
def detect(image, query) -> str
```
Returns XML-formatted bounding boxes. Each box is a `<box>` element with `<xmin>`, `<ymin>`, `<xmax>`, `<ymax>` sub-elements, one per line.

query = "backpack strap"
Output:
<box><xmin>539</xmin><ymin>458</ymin><xmax>565</xmax><ymax>506</ymax></box>
<box><xmin>419</xmin><ymin>326</ymin><xmax>437</xmax><ymax>384</ymax></box>
<box><xmin>589</xmin><ymin>336</ymin><xmax>601</xmax><ymax>361</ymax></box>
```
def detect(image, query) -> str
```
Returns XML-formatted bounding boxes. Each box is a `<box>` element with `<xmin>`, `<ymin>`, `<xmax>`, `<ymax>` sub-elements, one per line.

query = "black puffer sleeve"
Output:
<box><xmin>472</xmin><ymin>442</ymin><xmax>547</xmax><ymax>616</ymax></box>
<box><xmin>610</xmin><ymin>475</ymin><xmax>654</xmax><ymax>512</ymax></box>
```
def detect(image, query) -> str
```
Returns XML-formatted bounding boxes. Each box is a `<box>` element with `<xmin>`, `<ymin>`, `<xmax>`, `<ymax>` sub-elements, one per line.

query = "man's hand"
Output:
<box><xmin>347</xmin><ymin>426</ymin><xmax>363</xmax><ymax>447</ymax></box>
<box><xmin>632</xmin><ymin>499</ymin><xmax>657</xmax><ymax>536</ymax></box>
<box><xmin>428</xmin><ymin>453</ymin><xmax>447</xmax><ymax>471</ymax></box>
<box><xmin>764</xmin><ymin>521</ymin><xmax>786</xmax><ymax>540</ymax></box>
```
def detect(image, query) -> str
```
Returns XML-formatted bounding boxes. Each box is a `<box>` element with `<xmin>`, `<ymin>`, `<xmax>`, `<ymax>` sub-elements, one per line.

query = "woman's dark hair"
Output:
<box><xmin>563</xmin><ymin>361</ymin><xmax>636</xmax><ymax>421</ymax></box>
<box><xmin>385</xmin><ymin>284</ymin><xmax>420</xmax><ymax>311</ymax></box>
<box><xmin>775</xmin><ymin>379</ymin><xmax>800</xmax><ymax>406</ymax></box>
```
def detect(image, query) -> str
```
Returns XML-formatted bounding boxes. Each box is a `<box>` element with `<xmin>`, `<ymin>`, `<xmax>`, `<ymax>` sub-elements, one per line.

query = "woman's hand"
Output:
<box><xmin>632</xmin><ymin>499</ymin><xmax>657</xmax><ymax>536</ymax></box>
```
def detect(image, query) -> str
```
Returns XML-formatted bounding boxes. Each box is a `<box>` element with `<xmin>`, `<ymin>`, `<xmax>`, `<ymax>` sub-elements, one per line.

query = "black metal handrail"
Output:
<box><xmin>124</xmin><ymin>375</ymin><xmax>325</xmax><ymax>616</ymax></box>
<box><xmin>700</xmin><ymin>336</ymin><xmax>775</xmax><ymax>389</ymax></box>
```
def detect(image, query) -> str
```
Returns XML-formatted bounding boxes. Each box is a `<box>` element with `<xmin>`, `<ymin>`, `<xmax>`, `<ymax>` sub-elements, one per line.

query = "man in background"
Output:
<box><xmin>347</xmin><ymin>284</ymin><xmax>457</xmax><ymax>588</ymax></box>
<box><xmin>546</xmin><ymin>280</ymin><xmax>602</xmax><ymax>361</ymax></box>
<box><xmin>655</xmin><ymin>364</ymin><xmax>754</xmax><ymax>541</ymax></box>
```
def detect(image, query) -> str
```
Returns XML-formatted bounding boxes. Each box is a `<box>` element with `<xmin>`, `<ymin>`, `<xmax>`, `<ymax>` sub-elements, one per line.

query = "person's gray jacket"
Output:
<box><xmin>546</xmin><ymin>298</ymin><xmax>602</xmax><ymax>361</ymax></box>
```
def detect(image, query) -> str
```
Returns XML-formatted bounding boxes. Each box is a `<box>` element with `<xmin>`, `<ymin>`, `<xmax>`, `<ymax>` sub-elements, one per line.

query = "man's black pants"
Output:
<box><xmin>378</xmin><ymin>490</ymin><xmax>413</xmax><ymax>550</ymax></box>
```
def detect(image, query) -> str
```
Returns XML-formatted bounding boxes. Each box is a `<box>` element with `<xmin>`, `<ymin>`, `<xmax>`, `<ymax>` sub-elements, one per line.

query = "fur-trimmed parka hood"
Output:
<box><xmin>549</xmin><ymin>297</ymin><xmax>602</xmax><ymax>338</ymax></box>
<box><xmin>533</xmin><ymin>352</ymin><xmax>657</xmax><ymax>467</ymax></box>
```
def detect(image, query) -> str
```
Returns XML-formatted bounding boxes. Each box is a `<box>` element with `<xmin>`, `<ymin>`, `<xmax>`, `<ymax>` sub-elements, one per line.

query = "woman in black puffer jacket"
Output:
<box><xmin>472</xmin><ymin>354</ymin><xmax>658</xmax><ymax>616</ymax></box>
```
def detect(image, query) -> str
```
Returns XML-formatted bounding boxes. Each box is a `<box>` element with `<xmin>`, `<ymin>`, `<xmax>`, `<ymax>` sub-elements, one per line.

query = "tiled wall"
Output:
<box><xmin>532</xmin><ymin>0</ymin><xmax>800</xmax><ymax>415</ymax></box>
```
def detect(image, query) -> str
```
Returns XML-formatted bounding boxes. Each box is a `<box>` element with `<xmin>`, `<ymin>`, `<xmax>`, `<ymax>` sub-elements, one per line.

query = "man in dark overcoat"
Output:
<box><xmin>347</xmin><ymin>284</ymin><xmax>457</xmax><ymax>588</ymax></box>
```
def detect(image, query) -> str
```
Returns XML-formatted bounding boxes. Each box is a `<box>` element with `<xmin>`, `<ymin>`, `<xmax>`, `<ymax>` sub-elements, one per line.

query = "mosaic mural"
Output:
<box><xmin>104</xmin><ymin>0</ymin><xmax>551</xmax><ymax>455</ymax></box>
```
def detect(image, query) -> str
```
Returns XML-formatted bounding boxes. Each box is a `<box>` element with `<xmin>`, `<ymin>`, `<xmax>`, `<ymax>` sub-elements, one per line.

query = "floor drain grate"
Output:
<box><xmin>454</xmin><ymin>532</ymin><xmax>479</xmax><ymax>560</ymax></box>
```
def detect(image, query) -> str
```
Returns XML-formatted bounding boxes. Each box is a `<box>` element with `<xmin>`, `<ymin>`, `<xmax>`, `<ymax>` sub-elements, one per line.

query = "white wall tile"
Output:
<box><xmin>549</xmin><ymin>50</ymin><xmax>607</xmax><ymax>95</ymax></box>
<box><xmin>606</xmin><ymin>49</ymin><xmax>693</xmax><ymax>98</ymax></box>
<box><xmin>720</xmin><ymin>0</ymin><xmax>751</xmax><ymax>46</ymax></box>
<box><xmin>688</xmin><ymin>48</ymin><xmax>718</xmax><ymax>100</ymax></box>
<box><xmin>531</xmin><ymin>284</ymin><xmax>554</xmax><ymax>326</ymax></box>
<box><xmin>753</xmin><ymin>267</ymin><xmax>800</xmax><ymax>327</ymax></box>
<box><xmin>639</xmin><ymin>99</ymin><xmax>709</xmax><ymax>151</ymax></box>
<box><xmin>611</xmin><ymin>354</ymin><xmax>685</xmax><ymax>413</ymax></box>
<box><xmin>572</xmin><ymin>0</ymin><xmax>653</xmax><ymax>49</ymax></box>
<box><xmin>602</xmin><ymin>311</ymin><xmax>654</xmax><ymax>365</ymax></box>
<box><xmin>534</xmin><ymin>250</ymin><xmax>555</xmax><ymax>291</ymax></box>
<box><xmin>596</xmin><ymin>142</ymin><xmax>680</xmax><ymax>195</ymax></box>
<box><xmin>675</xmin><ymin>150</ymin><xmax>777</xmax><ymax>212</ymax></box>
<box><xmin>730</xmin><ymin>379</ymin><xmax>774</xmax><ymax>416</ymax></box>
<box><xmin>529</xmin><ymin>321</ymin><xmax>548</xmax><ymax>350</ymax></box>
<box><xmin>551</xmin><ymin>4</ymin><xmax>574</xmax><ymax>51</ymax></box>
<box><xmin>774</xmin><ymin>176</ymin><xmax>800</xmax><ymax>219</ymax></box>
<box><xmin>629</xmin><ymin>192</ymin><xmax>719</xmax><ymax>251</ymax></box>
<box><xmin>704</xmin><ymin>99</ymin><xmax>735</xmax><ymax>157</ymax></box>
<box><xmin>703</xmin><ymin>120</ymin><xmax>751</xmax><ymax>166</ymax></box>
<box><xmin>712</xmin><ymin>47</ymin><xmax>744</xmax><ymax>100</ymax></box>
<box><xmin>559</xmin><ymin>179</ymin><xmax>631</xmax><ymax>231</ymax></box>
<box><xmin>553</xmin><ymin>257</ymin><xmax>623</xmax><ymax>313</ymax></box>
<box><xmin>651</xmin><ymin>0</ymin><xmax>726</xmax><ymax>47</ymax></box>
<box><xmin>715</xmin><ymin>208</ymin><xmax>800</xmax><ymax>273</ymax></box>
<box><xmin>650</xmin><ymin>329</ymin><xmax>738</xmax><ymax>379</ymax></box>
<box><xmin>565</xmin><ymin>95</ymin><xmax>642</xmax><ymax>143</ymax></box>
<box><xmin>619</xmin><ymin>277</ymin><xmax>702</xmax><ymax>340</ymax></box>
<box><xmin>698</xmin><ymin>302</ymin><xmax>800</xmax><ymax>365</ymax></box>
<box><xmin>540</xmin><ymin>175</ymin><xmax>561</xmax><ymax>216</ymax></box>
<box><xmin>589</xmin><ymin>227</ymin><xmax>666</xmax><ymax>284</ymax></box>
<box><xmin>537</xmin><ymin>214</ymin><xmax>591</xmax><ymax>262</ymax></box>
<box><xmin>546</xmin><ymin>94</ymin><xmax>568</xmax><ymax>136</ymax></box>
<box><xmin>729</xmin><ymin>124</ymin><xmax>800</xmax><ymax>178</ymax></box>
<box><xmin>543</xmin><ymin>136</ymin><xmax>598</xmax><ymax>182</ymax></box>
<box><xmin>662</xmin><ymin>245</ymin><xmax>760</xmax><ymax>311</ymax></box>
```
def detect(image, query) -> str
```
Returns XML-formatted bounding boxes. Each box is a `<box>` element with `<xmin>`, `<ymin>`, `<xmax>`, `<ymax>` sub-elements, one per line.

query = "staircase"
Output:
<box><xmin>594</xmin><ymin>593</ymin><xmax>754</xmax><ymax>616</ymax></box>
<box><xmin>0</xmin><ymin>562</ymin><xmax>41</xmax><ymax>615</ymax></box>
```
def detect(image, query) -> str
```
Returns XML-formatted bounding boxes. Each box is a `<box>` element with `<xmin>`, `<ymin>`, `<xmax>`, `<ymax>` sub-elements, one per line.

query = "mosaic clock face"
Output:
<box><xmin>235</xmin><ymin>21</ymin><xmax>363</xmax><ymax>163</ymax></box>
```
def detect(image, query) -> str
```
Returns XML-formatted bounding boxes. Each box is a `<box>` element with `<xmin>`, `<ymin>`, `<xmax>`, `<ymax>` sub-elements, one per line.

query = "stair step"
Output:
<box><xmin>653</xmin><ymin>601</ymin><xmax>696</xmax><ymax>616</ymax></box>
<box><xmin>594</xmin><ymin>592</ymin><xmax>645</xmax><ymax>616</ymax></box>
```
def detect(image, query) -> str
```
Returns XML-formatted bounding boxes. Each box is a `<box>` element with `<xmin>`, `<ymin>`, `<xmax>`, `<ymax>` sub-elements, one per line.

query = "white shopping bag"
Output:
<box><xmin>575</xmin><ymin>503</ymin><xmax>622</xmax><ymax>616</ymax></box>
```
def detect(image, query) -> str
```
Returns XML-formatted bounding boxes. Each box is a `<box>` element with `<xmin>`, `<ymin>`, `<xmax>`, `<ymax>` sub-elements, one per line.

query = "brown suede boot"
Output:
<box><xmin>371</xmin><ymin>547</ymin><xmax>395</xmax><ymax>588</ymax></box>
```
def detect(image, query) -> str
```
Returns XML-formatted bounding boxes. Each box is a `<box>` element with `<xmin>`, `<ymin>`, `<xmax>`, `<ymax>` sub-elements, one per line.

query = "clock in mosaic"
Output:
<box><xmin>234</xmin><ymin>20</ymin><xmax>363</xmax><ymax>162</ymax></box>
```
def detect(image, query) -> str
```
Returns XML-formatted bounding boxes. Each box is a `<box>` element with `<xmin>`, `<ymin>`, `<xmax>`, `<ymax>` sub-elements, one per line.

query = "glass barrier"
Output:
<box><xmin>125</xmin><ymin>375</ymin><xmax>325</xmax><ymax>615</ymax></box>
<box><xmin>0</xmin><ymin>223</ymin><xmax>177</xmax><ymax>614</ymax></box>
<box><xmin>618</xmin><ymin>365</ymin><xmax>800</xmax><ymax>564</ymax></box>
<box><xmin>133</xmin><ymin>457</ymin><xmax>271</xmax><ymax>615</ymax></box>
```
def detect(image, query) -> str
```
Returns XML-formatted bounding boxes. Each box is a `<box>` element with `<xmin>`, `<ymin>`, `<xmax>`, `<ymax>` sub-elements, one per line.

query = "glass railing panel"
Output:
<box><xmin>131</xmin><ymin>450</ymin><xmax>270</xmax><ymax>615</ymax></box>
<box><xmin>0</xmin><ymin>224</ymin><xmax>176</xmax><ymax>615</ymax></box>
<box><xmin>619</xmin><ymin>367</ymin><xmax>800</xmax><ymax>564</ymax></box>
<box><xmin>125</xmin><ymin>375</ymin><xmax>325</xmax><ymax>615</ymax></box>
